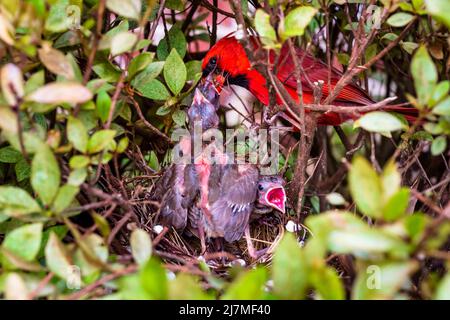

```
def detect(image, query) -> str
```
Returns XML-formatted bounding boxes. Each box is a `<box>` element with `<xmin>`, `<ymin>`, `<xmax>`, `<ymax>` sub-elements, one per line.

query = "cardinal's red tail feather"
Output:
<box><xmin>382</xmin><ymin>105</ymin><xmax>419</xmax><ymax>123</ymax></box>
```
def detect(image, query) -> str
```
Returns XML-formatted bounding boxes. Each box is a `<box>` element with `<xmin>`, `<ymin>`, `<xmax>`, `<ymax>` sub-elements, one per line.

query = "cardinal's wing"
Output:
<box><xmin>275</xmin><ymin>45</ymin><xmax>374</xmax><ymax>106</ymax></box>
<box><xmin>210</xmin><ymin>164</ymin><xmax>259</xmax><ymax>242</ymax></box>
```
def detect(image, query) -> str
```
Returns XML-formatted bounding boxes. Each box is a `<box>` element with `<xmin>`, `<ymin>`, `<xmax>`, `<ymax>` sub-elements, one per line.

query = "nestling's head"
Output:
<box><xmin>188</xmin><ymin>75</ymin><xmax>220</xmax><ymax>132</ymax></box>
<box><xmin>256</xmin><ymin>175</ymin><xmax>286</xmax><ymax>214</ymax></box>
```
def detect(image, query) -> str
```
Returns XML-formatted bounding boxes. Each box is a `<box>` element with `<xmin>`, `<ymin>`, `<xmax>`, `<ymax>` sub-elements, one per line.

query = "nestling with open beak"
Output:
<box><xmin>156</xmin><ymin>74</ymin><xmax>287</xmax><ymax>260</ymax></box>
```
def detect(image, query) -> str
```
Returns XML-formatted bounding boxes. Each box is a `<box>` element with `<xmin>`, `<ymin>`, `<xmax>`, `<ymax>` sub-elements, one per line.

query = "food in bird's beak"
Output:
<box><xmin>265</xmin><ymin>186</ymin><xmax>286</xmax><ymax>214</ymax></box>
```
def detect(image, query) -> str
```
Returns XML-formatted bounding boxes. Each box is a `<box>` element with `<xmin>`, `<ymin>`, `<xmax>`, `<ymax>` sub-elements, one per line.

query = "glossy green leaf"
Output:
<box><xmin>106</xmin><ymin>0</ymin><xmax>141</xmax><ymax>21</ymax></box>
<box><xmin>130</xmin><ymin>229</ymin><xmax>152</xmax><ymax>266</ymax></box>
<box><xmin>87</xmin><ymin>130</ymin><xmax>116</xmax><ymax>154</ymax></box>
<box><xmin>52</xmin><ymin>184</ymin><xmax>79</xmax><ymax>213</ymax></box>
<box><xmin>67</xmin><ymin>116</ymin><xmax>88</xmax><ymax>153</ymax></box>
<box><xmin>45</xmin><ymin>232</ymin><xmax>73</xmax><ymax>281</ymax></box>
<box><xmin>279</xmin><ymin>6</ymin><xmax>317</xmax><ymax>40</ymax></box>
<box><xmin>31</xmin><ymin>146</ymin><xmax>61</xmax><ymax>205</ymax></box>
<box><xmin>349</xmin><ymin>157</ymin><xmax>382</xmax><ymax>218</ymax></box>
<box><xmin>2</xmin><ymin>223</ymin><xmax>43</xmax><ymax>265</ymax></box>
<box><xmin>272</xmin><ymin>233</ymin><xmax>307</xmax><ymax>299</ymax></box>
<box><xmin>169</xmin><ymin>274</ymin><xmax>213</xmax><ymax>299</ymax></box>
<box><xmin>222</xmin><ymin>268</ymin><xmax>267</xmax><ymax>300</ymax></box>
<box><xmin>411</xmin><ymin>46</ymin><xmax>437</xmax><ymax>106</ymax></box>
<box><xmin>137</xmin><ymin>79</ymin><xmax>171</xmax><ymax>100</ymax></box>
<box><xmin>255</xmin><ymin>9</ymin><xmax>278</xmax><ymax>49</ymax></box>
<box><xmin>157</xmin><ymin>26</ymin><xmax>186</xmax><ymax>60</ymax></box>
<box><xmin>387</xmin><ymin>12</ymin><xmax>414</xmax><ymax>27</ymax></box>
<box><xmin>0</xmin><ymin>186</ymin><xmax>41</xmax><ymax>216</ymax></box>
<box><xmin>140</xmin><ymin>257</ymin><xmax>168</xmax><ymax>299</ymax></box>
<box><xmin>355</xmin><ymin>111</ymin><xmax>406</xmax><ymax>134</ymax></box>
<box><xmin>431</xmin><ymin>136</ymin><xmax>447</xmax><ymax>155</ymax></box>
<box><xmin>110</xmin><ymin>32</ymin><xmax>138</xmax><ymax>56</ymax></box>
<box><xmin>0</xmin><ymin>146</ymin><xmax>22</xmax><ymax>163</ymax></box>
<box><xmin>96</xmin><ymin>90</ymin><xmax>112</xmax><ymax>123</ymax></box>
<box><xmin>433</xmin><ymin>97</ymin><xmax>450</xmax><ymax>116</ymax></box>
<box><xmin>425</xmin><ymin>0</ymin><xmax>450</xmax><ymax>28</ymax></box>
<box><xmin>164</xmin><ymin>48</ymin><xmax>187</xmax><ymax>95</ymax></box>
<box><xmin>127</xmin><ymin>52</ymin><xmax>154</xmax><ymax>80</ymax></box>
<box><xmin>352</xmin><ymin>262</ymin><xmax>417</xmax><ymax>299</ymax></box>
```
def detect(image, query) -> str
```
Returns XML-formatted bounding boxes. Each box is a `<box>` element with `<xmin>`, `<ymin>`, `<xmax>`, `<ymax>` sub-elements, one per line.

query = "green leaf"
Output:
<box><xmin>45</xmin><ymin>232</ymin><xmax>73</xmax><ymax>281</ymax></box>
<box><xmin>67</xmin><ymin>168</ymin><xmax>87</xmax><ymax>186</ymax></box>
<box><xmin>400</xmin><ymin>41</ymin><xmax>419</xmax><ymax>55</ymax></box>
<box><xmin>0</xmin><ymin>146</ymin><xmax>22</xmax><ymax>163</ymax></box>
<box><xmin>15</xmin><ymin>158</ymin><xmax>31</xmax><ymax>182</ymax></box>
<box><xmin>130</xmin><ymin>229</ymin><xmax>152</xmax><ymax>266</ymax></box>
<box><xmin>429</xmin><ymin>81</ymin><xmax>449</xmax><ymax>106</ymax></box>
<box><xmin>96</xmin><ymin>90</ymin><xmax>112</xmax><ymax>123</ymax></box>
<box><xmin>87</xmin><ymin>130</ymin><xmax>116</xmax><ymax>154</ymax></box>
<box><xmin>185</xmin><ymin>60</ymin><xmax>202</xmax><ymax>81</ymax></box>
<box><xmin>425</xmin><ymin>0</ymin><xmax>450</xmax><ymax>29</ymax></box>
<box><xmin>310</xmin><ymin>265</ymin><xmax>345</xmax><ymax>300</ymax></box>
<box><xmin>355</xmin><ymin>111</ymin><xmax>406</xmax><ymax>134</ymax></box>
<box><xmin>431</xmin><ymin>136</ymin><xmax>447</xmax><ymax>155</ymax></box>
<box><xmin>38</xmin><ymin>44</ymin><xmax>74</xmax><ymax>80</ymax></box>
<box><xmin>326</xmin><ymin>192</ymin><xmax>347</xmax><ymax>206</ymax></box>
<box><xmin>116</xmin><ymin>137</ymin><xmax>129</xmax><ymax>153</ymax></box>
<box><xmin>411</xmin><ymin>46</ymin><xmax>437</xmax><ymax>106</ymax></box>
<box><xmin>93</xmin><ymin>62</ymin><xmax>121</xmax><ymax>82</ymax></box>
<box><xmin>255</xmin><ymin>9</ymin><xmax>278</xmax><ymax>49</ymax></box>
<box><xmin>148</xmin><ymin>150</ymin><xmax>160</xmax><ymax>171</ymax></box>
<box><xmin>44</xmin><ymin>0</ymin><xmax>71</xmax><ymax>33</ymax></box>
<box><xmin>279</xmin><ymin>6</ymin><xmax>317</xmax><ymax>41</ymax></box>
<box><xmin>164</xmin><ymin>48</ymin><xmax>187</xmax><ymax>95</ymax></box>
<box><xmin>433</xmin><ymin>96</ymin><xmax>450</xmax><ymax>116</ymax></box>
<box><xmin>349</xmin><ymin>157</ymin><xmax>382</xmax><ymax>218</ymax></box>
<box><xmin>0</xmin><ymin>186</ymin><xmax>41</xmax><ymax>216</ymax></box>
<box><xmin>352</xmin><ymin>262</ymin><xmax>417</xmax><ymax>299</ymax></box>
<box><xmin>272</xmin><ymin>233</ymin><xmax>307</xmax><ymax>299</ymax></box>
<box><xmin>52</xmin><ymin>184</ymin><xmax>79</xmax><ymax>213</ymax></box>
<box><xmin>140</xmin><ymin>257</ymin><xmax>168</xmax><ymax>299</ymax></box>
<box><xmin>381</xmin><ymin>160</ymin><xmax>401</xmax><ymax>200</ymax></box>
<box><xmin>386</xmin><ymin>12</ymin><xmax>414</xmax><ymax>27</ymax></box>
<box><xmin>31</xmin><ymin>146</ymin><xmax>61</xmax><ymax>205</ymax></box>
<box><xmin>157</xmin><ymin>26</ymin><xmax>187</xmax><ymax>60</ymax></box>
<box><xmin>169</xmin><ymin>274</ymin><xmax>213</xmax><ymax>299</ymax></box>
<box><xmin>106</xmin><ymin>0</ymin><xmax>141</xmax><ymax>21</ymax></box>
<box><xmin>131</xmin><ymin>61</ymin><xmax>165</xmax><ymax>88</ymax></box>
<box><xmin>69</xmin><ymin>155</ymin><xmax>90</xmax><ymax>169</ymax></box>
<box><xmin>2</xmin><ymin>223</ymin><xmax>43</xmax><ymax>265</ymax></box>
<box><xmin>222</xmin><ymin>268</ymin><xmax>267</xmax><ymax>300</ymax></box>
<box><xmin>382</xmin><ymin>188</ymin><xmax>410</xmax><ymax>221</ymax></box>
<box><xmin>127</xmin><ymin>52</ymin><xmax>154</xmax><ymax>80</ymax></box>
<box><xmin>67</xmin><ymin>116</ymin><xmax>88</xmax><ymax>153</ymax></box>
<box><xmin>172</xmin><ymin>109</ymin><xmax>186</xmax><ymax>126</ymax></box>
<box><xmin>435</xmin><ymin>273</ymin><xmax>450</xmax><ymax>300</ymax></box>
<box><xmin>110</xmin><ymin>32</ymin><xmax>138</xmax><ymax>56</ymax></box>
<box><xmin>137</xmin><ymin>79</ymin><xmax>171</xmax><ymax>100</ymax></box>
<box><xmin>26</xmin><ymin>82</ymin><xmax>93</xmax><ymax>105</ymax></box>
<box><xmin>308</xmin><ymin>212</ymin><xmax>408</xmax><ymax>257</ymax></box>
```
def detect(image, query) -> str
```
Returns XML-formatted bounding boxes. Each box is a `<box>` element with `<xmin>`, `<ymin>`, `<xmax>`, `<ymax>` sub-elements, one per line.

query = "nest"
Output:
<box><xmin>109</xmin><ymin>171</ymin><xmax>307</xmax><ymax>276</ymax></box>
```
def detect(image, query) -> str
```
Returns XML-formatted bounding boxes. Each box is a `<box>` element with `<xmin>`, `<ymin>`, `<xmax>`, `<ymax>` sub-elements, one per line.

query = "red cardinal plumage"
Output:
<box><xmin>201</xmin><ymin>36</ymin><xmax>417</xmax><ymax>126</ymax></box>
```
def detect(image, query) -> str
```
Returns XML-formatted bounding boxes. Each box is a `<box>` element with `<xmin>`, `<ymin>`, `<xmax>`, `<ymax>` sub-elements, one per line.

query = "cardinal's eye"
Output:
<box><xmin>209</xmin><ymin>56</ymin><xmax>217</xmax><ymax>66</ymax></box>
<box><xmin>258</xmin><ymin>184</ymin><xmax>264</xmax><ymax>191</ymax></box>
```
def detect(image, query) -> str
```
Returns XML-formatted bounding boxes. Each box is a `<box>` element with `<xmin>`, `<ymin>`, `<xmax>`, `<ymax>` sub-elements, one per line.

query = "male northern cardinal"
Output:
<box><xmin>201</xmin><ymin>36</ymin><xmax>417</xmax><ymax>126</ymax></box>
<box><xmin>156</xmin><ymin>78</ymin><xmax>286</xmax><ymax>257</ymax></box>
